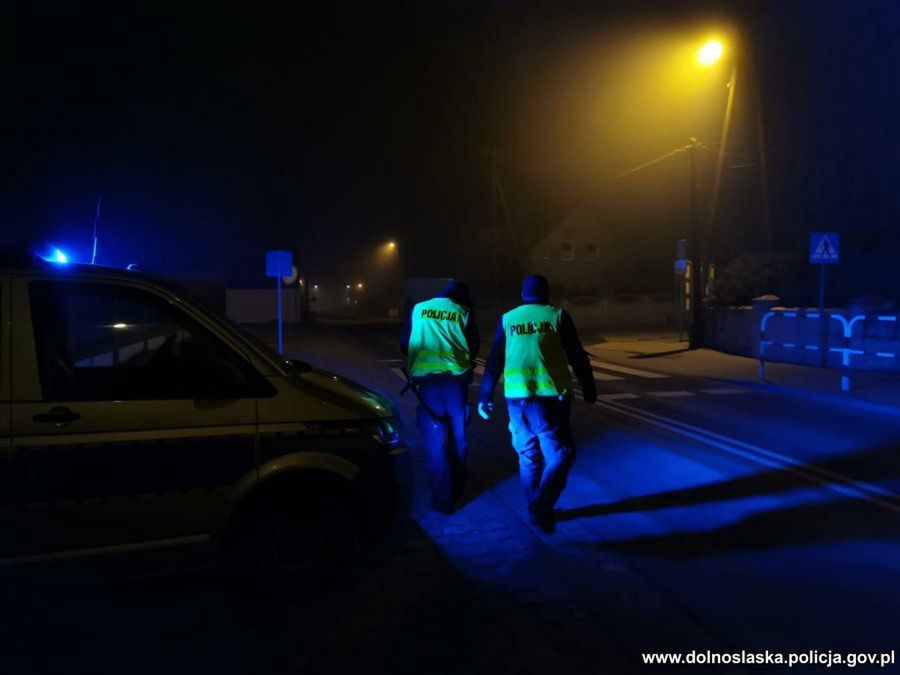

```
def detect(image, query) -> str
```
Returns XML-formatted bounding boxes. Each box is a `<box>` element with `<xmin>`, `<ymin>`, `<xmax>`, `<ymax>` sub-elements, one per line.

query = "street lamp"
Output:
<box><xmin>687</xmin><ymin>37</ymin><xmax>736</xmax><ymax>350</ymax></box>
<box><xmin>697</xmin><ymin>39</ymin><xmax>724</xmax><ymax>67</ymax></box>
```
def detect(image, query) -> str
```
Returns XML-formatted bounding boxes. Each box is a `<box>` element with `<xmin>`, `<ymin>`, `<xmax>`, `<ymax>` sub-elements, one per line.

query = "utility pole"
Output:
<box><xmin>489</xmin><ymin>150</ymin><xmax>501</xmax><ymax>315</ymax></box>
<box><xmin>707</xmin><ymin>64</ymin><xmax>738</xmax><ymax>262</ymax></box>
<box><xmin>688</xmin><ymin>138</ymin><xmax>703</xmax><ymax>349</ymax></box>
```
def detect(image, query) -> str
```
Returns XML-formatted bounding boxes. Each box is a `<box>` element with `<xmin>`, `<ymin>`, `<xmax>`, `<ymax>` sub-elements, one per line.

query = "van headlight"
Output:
<box><xmin>363</xmin><ymin>417</ymin><xmax>404</xmax><ymax>448</ymax></box>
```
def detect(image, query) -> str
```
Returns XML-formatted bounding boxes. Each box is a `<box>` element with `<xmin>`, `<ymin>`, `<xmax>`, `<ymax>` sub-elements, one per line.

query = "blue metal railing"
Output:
<box><xmin>759</xmin><ymin>311</ymin><xmax>898</xmax><ymax>391</ymax></box>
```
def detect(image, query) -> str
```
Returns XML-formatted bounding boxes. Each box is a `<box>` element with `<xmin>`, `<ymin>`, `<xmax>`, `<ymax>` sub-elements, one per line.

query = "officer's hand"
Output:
<box><xmin>583</xmin><ymin>390</ymin><xmax>597</xmax><ymax>405</ymax></box>
<box><xmin>478</xmin><ymin>402</ymin><xmax>494</xmax><ymax>420</ymax></box>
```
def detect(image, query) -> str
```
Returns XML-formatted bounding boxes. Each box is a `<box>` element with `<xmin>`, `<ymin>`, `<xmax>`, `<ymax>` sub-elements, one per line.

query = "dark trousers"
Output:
<box><xmin>416</xmin><ymin>376</ymin><xmax>469</xmax><ymax>505</ymax></box>
<box><xmin>506</xmin><ymin>395</ymin><xmax>575</xmax><ymax>514</ymax></box>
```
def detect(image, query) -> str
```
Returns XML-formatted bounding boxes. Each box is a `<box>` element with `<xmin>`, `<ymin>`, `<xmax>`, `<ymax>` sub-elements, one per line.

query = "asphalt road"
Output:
<box><xmin>6</xmin><ymin>322</ymin><xmax>899</xmax><ymax>674</ymax></box>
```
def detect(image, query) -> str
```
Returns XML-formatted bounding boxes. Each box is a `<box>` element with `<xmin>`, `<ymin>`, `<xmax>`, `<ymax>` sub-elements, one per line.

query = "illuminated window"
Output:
<box><xmin>560</xmin><ymin>241</ymin><xmax>574</xmax><ymax>261</ymax></box>
<box><xmin>585</xmin><ymin>242</ymin><xmax>599</xmax><ymax>261</ymax></box>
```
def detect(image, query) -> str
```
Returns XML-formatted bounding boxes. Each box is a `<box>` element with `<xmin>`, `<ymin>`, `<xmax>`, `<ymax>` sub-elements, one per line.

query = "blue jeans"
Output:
<box><xmin>506</xmin><ymin>396</ymin><xmax>575</xmax><ymax>514</ymax></box>
<box><xmin>415</xmin><ymin>376</ymin><xmax>469</xmax><ymax>505</ymax></box>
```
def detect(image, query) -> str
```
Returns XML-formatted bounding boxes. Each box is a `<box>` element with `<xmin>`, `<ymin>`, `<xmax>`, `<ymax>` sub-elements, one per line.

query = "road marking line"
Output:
<box><xmin>593</xmin><ymin>398</ymin><xmax>900</xmax><ymax>513</ymax></box>
<box><xmin>572</xmin><ymin>364</ymin><xmax>623</xmax><ymax>381</ymax></box>
<box><xmin>647</xmin><ymin>390</ymin><xmax>694</xmax><ymax>397</ymax></box>
<box><xmin>701</xmin><ymin>388</ymin><xmax>747</xmax><ymax>395</ymax></box>
<box><xmin>589</xmin><ymin>359</ymin><xmax>669</xmax><ymax>379</ymax></box>
<box><xmin>591</xmin><ymin>369</ymin><xmax>625</xmax><ymax>381</ymax></box>
<box><xmin>378</xmin><ymin>358</ymin><xmax>404</xmax><ymax>363</ymax></box>
<box><xmin>391</xmin><ymin>367</ymin><xmax>406</xmax><ymax>381</ymax></box>
<box><xmin>599</xmin><ymin>393</ymin><xmax>640</xmax><ymax>401</ymax></box>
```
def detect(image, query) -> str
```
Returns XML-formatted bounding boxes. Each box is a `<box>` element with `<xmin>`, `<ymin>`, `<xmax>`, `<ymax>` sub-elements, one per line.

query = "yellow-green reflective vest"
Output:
<box><xmin>502</xmin><ymin>304</ymin><xmax>571</xmax><ymax>398</ymax></box>
<box><xmin>407</xmin><ymin>297</ymin><xmax>472</xmax><ymax>377</ymax></box>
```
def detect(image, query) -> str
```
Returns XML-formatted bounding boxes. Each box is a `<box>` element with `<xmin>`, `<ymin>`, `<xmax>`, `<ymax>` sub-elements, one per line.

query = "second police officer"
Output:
<box><xmin>478</xmin><ymin>274</ymin><xmax>596</xmax><ymax>533</ymax></box>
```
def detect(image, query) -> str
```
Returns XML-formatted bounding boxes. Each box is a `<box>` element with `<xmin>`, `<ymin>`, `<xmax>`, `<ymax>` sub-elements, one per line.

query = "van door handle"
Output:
<box><xmin>33</xmin><ymin>406</ymin><xmax>81</xmax><ymax>428</ymax></box>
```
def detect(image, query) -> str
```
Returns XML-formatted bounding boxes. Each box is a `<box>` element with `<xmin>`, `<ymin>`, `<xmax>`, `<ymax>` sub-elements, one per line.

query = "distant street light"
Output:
<box><xmin>356</xmin><ymin>282</ymin><xmax>364</xmax><ymax>289</ymax></box>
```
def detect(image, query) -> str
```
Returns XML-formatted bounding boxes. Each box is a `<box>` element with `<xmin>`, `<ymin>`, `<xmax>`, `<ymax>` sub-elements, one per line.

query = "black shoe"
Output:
<box><xmin>528</xmin><ymin>508</ymin><xmax>556</xmax><ymax>534</ymax></box>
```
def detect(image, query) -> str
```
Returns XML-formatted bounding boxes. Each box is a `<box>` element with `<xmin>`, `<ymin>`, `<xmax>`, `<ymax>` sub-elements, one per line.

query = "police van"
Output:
<box><xmin>0</xmin><ymin>254</ymin><xmax>412</xmax><ymax>589</ymax></box>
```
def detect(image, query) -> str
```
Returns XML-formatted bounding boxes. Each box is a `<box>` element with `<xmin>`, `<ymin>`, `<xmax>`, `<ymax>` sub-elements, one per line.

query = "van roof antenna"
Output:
<box><xmin>90</xmin><ymin>193</ymin><xmax>101</xmax><ymax>264</ymax></box>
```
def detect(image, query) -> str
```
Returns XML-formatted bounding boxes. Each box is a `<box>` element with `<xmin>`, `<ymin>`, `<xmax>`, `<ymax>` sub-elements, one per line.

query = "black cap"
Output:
<box><xmin>521</xmin><ymin>274</ymin><xmax>550</xmax><ymax>302</ymax></box>
<box><xmin>438</xmin><ymin>279</ymin><xmax>473</xmax><ymax>308</ymax></box>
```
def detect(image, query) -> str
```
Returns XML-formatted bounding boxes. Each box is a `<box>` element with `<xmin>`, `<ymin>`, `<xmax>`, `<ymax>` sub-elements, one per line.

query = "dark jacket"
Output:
<box><xmin>478</xmin><ymin>304</ymin><xmax>595</xmax><ymax>403</ymax></box>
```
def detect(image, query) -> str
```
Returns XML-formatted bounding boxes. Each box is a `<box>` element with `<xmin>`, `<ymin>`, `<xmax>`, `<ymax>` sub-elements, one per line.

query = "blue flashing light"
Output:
<box><xmin>37</xmin><ymin>247</ymin><xmax>70</xmax><ymax>264</ymax></box>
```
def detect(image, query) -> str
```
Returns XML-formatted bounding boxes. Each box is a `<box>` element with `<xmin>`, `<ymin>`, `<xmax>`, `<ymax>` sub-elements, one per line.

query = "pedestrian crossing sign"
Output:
<box><xmin>809</xmin><ymin>232</ymin><xmax>839</xmax><ymax>264</ymax></box>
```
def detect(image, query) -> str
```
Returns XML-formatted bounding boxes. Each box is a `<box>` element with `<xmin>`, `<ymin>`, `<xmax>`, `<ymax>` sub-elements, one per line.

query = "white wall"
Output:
<box><xmin>226</xmin><ymin>288</ymin><xmax>303</xmax><ymax>324</ymax></box>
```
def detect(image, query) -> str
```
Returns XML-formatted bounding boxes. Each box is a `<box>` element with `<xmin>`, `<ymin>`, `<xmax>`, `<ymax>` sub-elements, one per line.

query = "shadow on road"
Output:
<box><xmin>556</xmin><ymin>440</ymin><xmax>900</xmax><ymax>524</ymax></box>
<box><xmin>597</xmin><ymin>495</ymin><xmax>900</xmax><ymax>558</ymax></box>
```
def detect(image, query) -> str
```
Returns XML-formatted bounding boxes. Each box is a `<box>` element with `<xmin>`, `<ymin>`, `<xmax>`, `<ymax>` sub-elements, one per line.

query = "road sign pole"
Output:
<box><xmin>266</xmin><ymin>250</ymin><xmax>293</xmax><ymax>355</ymax></box>
<box><xmin>819</xmin><ymin>262</ymin><xmax>825</xmax><ymax>314</ymax></box>
<box><xmin>818</xmin><ymin>262</ymin><xmax>827</xmax><ymax>368</ymax></box>
<box><xmin>277</xmin><ymin>275</ymin><xmax>283</xmax><ymax>354</ymax></box>
<box><xmin>809</xmin><ymin>233</ymin><xmax>839</xmax><ymax>368</ymax></box>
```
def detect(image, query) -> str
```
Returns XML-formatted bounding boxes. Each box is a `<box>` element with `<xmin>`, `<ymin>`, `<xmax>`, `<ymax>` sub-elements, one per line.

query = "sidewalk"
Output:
<box><xmin>587</xmin><ymin>331</ymin><xmax>900</xmax><ymax>416</ymax></box>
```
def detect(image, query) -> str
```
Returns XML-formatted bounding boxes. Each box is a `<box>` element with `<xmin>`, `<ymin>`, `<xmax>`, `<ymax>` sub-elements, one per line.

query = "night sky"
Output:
<box><xmin>4</xmin><ymin>1</ymin><xmax>900</xmax><ymax>303</ymax></box>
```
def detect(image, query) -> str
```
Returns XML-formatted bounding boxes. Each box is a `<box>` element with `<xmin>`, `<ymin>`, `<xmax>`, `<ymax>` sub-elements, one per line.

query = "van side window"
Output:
<box><xmin>29</xmin><ymin>281</ymin><xmax>269</xmax><ymax>401</ymax></box>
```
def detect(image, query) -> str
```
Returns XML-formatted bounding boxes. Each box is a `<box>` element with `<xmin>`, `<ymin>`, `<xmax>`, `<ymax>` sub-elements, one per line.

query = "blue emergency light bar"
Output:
<box><xmin>37</xmin><ymin>247</ymin><xmax>70</xmax><ymax>264</ymax></box>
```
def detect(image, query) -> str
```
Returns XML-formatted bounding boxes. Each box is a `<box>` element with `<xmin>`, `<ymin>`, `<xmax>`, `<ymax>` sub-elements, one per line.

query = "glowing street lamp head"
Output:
<box><xmin>697</xmin><ymin>39</ymin><xmax>724</xmax><ymax>66</ymax></box>
<box><xmin>387</xmin><ymin>240</ymin><xmax>396</xmax><ymax>249</ymax></box>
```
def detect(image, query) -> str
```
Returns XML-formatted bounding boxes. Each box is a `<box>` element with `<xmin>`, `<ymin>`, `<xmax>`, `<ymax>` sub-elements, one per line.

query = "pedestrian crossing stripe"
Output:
<box><xmin>587</xmin><ymin>358</ymin><xmax>669</xmax><ymax>379</ymax></box>
<box><xmin>576</xmin><ymin>365</ymin><xmax>623</xmax><ymax>381</ymax></box>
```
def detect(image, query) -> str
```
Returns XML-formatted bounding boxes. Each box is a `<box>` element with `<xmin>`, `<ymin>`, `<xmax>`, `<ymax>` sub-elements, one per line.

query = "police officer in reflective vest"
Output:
<box><xmin>478</xmin><ymin>275</ymin><xmax>596</xmax><ymax>533</ymax></box>
<box><xmin>401</xmin><ymin>281</ymin><xmax>479</xmax><ymax>513</ymax></box>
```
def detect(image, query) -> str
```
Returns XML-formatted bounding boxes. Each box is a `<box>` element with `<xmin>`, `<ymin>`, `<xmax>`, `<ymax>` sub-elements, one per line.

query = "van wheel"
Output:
<box><xmin>225</xmin><ymin>494</ymin><xmax>355</xmax><ymax>596</ymax></box>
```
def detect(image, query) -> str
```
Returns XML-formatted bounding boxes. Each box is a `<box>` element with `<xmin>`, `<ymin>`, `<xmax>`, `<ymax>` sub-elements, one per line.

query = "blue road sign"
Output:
<box><xmin>266</xmin><ymin>250</ymin><xmax>293</xmax><ymax>277</ymax></box>
<box><xmin>674</xmin><ymin>258</ymin><xmax>688</xmax><ymax>275</ymax></box>
<box><xmin>266</xmin><ymin>250</ymin><xmax>293</xmax><ymax>355</ymax></box>
<box><xmin>809</xmin><ymin>232</ymin><xmax>839</xmax><ymax>264</ymax></box>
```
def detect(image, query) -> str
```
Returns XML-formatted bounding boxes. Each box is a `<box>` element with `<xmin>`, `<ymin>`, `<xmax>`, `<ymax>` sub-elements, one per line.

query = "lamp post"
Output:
<box><xmin>688</xmin><ymin>38</ymin><xmax>734</xmax><ymax>350</ymax></box>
